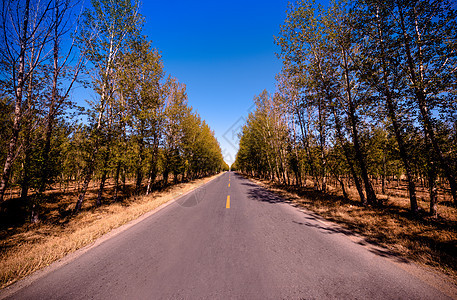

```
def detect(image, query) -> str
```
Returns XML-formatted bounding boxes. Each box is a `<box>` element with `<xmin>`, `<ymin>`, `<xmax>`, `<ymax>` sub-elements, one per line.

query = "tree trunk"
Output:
<box><xmin>20</xmin><ymin>48</ymin><xmax>36</xmax><ymax>203</ymax></box>
<box><xmin>74</xmin><ymin>135</ymin><xmax>99</xmax><ymax>213</ymax></box>
<box><xmin>75</xmin><ymin>169</ymin><xmax>93</xmax><ymax>212</ymax></box>
<box><xmin>397</xmin><ymin>1</ymin><xmax>457</xmax><ymax>205</ymax></box>
<box><xmin>95</xmin><ymin>135</ymin><xmax>111</xmax><ymax>206</ymax></box>
<box><xmin>424</xmin><ymin>132</ymin><xmax>438</xmax><ymax>217</ymax></box>
<box><xmin>0</xmin><ymin>0</ymin><xmax>31</xmax><ymax>202</ymax></box>
<box><xmin>296</xmin><ymin>107</ymin><xmax>315</xmax><ymax>188</ymax></box>
<box><xmin>146</xmin><ymin>169</ymin><xmax>157</xmax><ymax>195</ymax></box>
<box><xmin>292</xmin><ymin>121</ymin><xmax>303</xmax><ymax>187</ymax></box>
<box><xmin>122</xmin><ymin>168</ymin><xmax>126</xmax><ymax>191</ymax></box>
<box><xmin>146</xmin><ymin>140</ymin><xmax>159</xmax><ymax>195</ymax></box>
<box><xmin>135</xmin><ymin>161</ymin><xmax>143</xmax><ymax>193</ymax></box>
<box><xmin>162</xmin><ymin>168</ymin><xmax>169</xmax><ymax>187</ymax></box>
<box><xmin>96</xmin><ymin>169</ymin><xmax>108</xmax><ymax>207</ymax></box>
<box><xmin>342</xmin><ymin>48</ymin><xmax>376</xmax><ymax>206</ymax></box>
<box><xmin>318</xmin><ymin>98</ymin><xmax>327</xmax><ymax>193</ymax></box>
<box><xmin>135</xmin><ymin>132</ymin><xmax>145</xmax><ymax>193</ymax></box>
<box><xmin>39</xmin><ymin>3</ymin><xmax>59</xmax><ymax>193</ymax></box>
<box><xmin>113</xmin><ymin>161</ymin><xmax>121</xmax><ymax>201</ymax></box>
<box><xmin>428</xmin><ymin>160</ymin><xmax>438</xmax><ymax>218</ymax></box>
<box><xmin>332</xmin><ymin>108</ymin><xmax>366</xmax><ymax>204</ymax></box>
<box><xmin>372</xmin><ymin>4</ymin><xmax>417</xmax><ymax>211</ymax></box>
<box><xmin>338</xmin><ymin>176</ymin><xmax>349</xmax><ymax>201</ymax></box>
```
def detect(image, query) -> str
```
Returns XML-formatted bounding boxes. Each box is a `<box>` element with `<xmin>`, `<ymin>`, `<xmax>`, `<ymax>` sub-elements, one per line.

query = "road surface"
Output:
<box><xmin>2</xmin><ymin>172</ymin><xmax>453</xmax><ymax>299</ymax></box>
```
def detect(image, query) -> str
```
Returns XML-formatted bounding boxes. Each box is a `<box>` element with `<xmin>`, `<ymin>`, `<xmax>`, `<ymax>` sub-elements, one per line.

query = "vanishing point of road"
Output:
<box><xmin>2</xmin><ymin>172</ymin><xmax>454</xmax><ymax>299</ymax></box>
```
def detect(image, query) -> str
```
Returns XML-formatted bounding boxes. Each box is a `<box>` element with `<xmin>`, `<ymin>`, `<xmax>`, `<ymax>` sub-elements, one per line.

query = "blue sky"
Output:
<box><xmin>140</xmin><ymin>0</ymin><xmax>289</xmax><ymax>165</ymax></box>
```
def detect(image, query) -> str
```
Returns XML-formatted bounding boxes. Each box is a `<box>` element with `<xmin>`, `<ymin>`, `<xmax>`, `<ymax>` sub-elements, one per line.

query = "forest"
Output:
<box><xmin>0</xmin><ymin>0</ymin><xmax>228</xmax><ymax>223</ymax></box>
<box><xmin>234</xmin><ymin>0</ymin><xmax>457</xmax><ymax>217</ymax></box>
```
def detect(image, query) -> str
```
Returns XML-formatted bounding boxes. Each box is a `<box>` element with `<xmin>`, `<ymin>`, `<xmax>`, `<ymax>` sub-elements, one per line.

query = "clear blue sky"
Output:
<box><xmin>140</xmin><ymin>0</ymin><xmax>289</xmax><ymax>165</ymax></box>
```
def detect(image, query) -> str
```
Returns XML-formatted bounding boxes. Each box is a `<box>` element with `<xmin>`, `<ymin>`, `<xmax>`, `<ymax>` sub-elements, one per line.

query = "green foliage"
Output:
<box><xmin>236</xmin><ymin>0</ymin><xmax>457</xmax><ymax>212</ymax></box>
<box><xmin>0</xmin><ymin>0</ymin><xmax>226</xmax><ymax>219</ymax></box>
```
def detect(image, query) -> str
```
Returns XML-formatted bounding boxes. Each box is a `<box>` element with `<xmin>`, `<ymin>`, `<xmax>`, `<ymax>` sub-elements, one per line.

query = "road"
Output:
<box><xmin>3</xmin><ymin>172</ymin><xmax>453</xmax><ymax>299</ymax></box>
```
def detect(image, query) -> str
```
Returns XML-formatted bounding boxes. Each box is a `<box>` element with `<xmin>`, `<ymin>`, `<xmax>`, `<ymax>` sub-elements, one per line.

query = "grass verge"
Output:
<box><xmin>0</xmin><ymin>173</ymin><xmax>221</xmax><ymax>289</ymax></box>
<box><xmin>244</xmin><ymin>175</ymin><xmax>457</xmax><ymax>284</ymax></box>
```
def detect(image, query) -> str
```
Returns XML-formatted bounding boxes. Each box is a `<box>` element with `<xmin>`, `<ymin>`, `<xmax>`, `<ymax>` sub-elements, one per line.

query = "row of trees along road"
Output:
<box><xmin>0</xmin><ymin>0</ymin><xmax>228</xmax><ymax>221</ymax></box>
<box><xmin>233</xmin><ymin>0</ymin><xmax>457</xmax><ymax>216</ymax></box>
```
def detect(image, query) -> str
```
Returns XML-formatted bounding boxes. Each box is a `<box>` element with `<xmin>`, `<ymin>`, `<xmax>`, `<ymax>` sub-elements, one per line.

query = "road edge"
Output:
<box><xmin>0</xmin><ymin>172</ymin><xmax>225</xmax><ymax>300</ymax></box>
<box><xmin>241</xmin><ymin>173</ymin><xmax>457</xmax><ymax>299</ymax></box>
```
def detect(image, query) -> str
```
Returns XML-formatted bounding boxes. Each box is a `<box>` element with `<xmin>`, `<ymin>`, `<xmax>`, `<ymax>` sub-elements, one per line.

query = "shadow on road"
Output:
<box><xmin>242</xmin><ymin>180</ymin><xmax>411</xmax><ymax>264</ymax></box>
<box><xmin>291</xmin><ymin>218</ymin><xmax>410</xmax><ymax>264</ymax></box>
<box><xmin>242</xmin><ymin>182</ymin><xmax>294</xmax><ymax>205</ymax></box>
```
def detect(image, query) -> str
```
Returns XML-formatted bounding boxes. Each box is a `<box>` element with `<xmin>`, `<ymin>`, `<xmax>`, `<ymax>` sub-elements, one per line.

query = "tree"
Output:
<box><xmin>162</xmin><ymin>78</ymin><xmax>190</xmax><ymax>185</ymax></box>
<box><xmin>275</xmin><ymin>0</ymin><xmax>377</xmax><ymax>205</ymax></box>
<box><xmin>349</xmin><ymin>0</ymin><xmax>419</xmax><ymax>212</ymax></box>
<box><xmin>0</xmin><ymin>0</ymin><xmax>55</xmax><ymax>201</ymax></box>
<box><xmin>394</xmin><ymin>0</ymin><xmax>457</xmax><ymax>204</ymax></box>
<box><xmin>38</xmin><ymin>0</ymin><xmax>85</xmax><ymax>194</ymax></box>
<box><xmin>235</xmin><ymin>90</ymin><xmax>290</xmax><ymax>183</ymax></box>
<box><xmin>116</xmin><ymin>37</ymin><xmax>164</xmax><ymax>194</ymax></box>
<box><xmin>74</xmin><ymin>0</ymin><xmax>142</xmax><ymax>212</ymax></box>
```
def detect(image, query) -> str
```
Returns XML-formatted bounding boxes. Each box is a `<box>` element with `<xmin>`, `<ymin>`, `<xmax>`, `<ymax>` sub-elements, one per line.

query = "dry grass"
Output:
<box><xmin>245</xmin><ymin>175</ymin><xmax>457</xmax><ymax>283</ymax></box>
<box><xmin>0</xmin><ymin>174</ymin><xmax>221</xmax><ymax>289</ymax></box>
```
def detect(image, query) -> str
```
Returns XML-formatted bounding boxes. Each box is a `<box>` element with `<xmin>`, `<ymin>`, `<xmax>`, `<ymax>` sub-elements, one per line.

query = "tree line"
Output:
<box><xmin>0</xmin><ymin>0</ymin><xmax>227</xmax><ymax>220</ymax></box>
<box><xmin>234</xmin><ymin>0</ymin><xmax>456</xmax><ymax>216</ymax></box>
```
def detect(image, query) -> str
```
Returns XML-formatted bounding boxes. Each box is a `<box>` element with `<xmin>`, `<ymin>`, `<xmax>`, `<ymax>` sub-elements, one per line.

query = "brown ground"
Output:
<box><xmin>244</xmin><ymin>175</ymin><xmax>457</xmax><ymax>283</ymax></box>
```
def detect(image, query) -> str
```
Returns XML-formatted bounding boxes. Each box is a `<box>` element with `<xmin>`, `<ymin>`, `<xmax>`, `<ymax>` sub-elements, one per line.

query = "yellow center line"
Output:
<box><xmin>226</xmin><ymin>195</ymin><xmax>230</xmax><ymax>208</ymax></box>
<box><xmin>228</xmin><ymin>183</ymin><xmax>230</xmax><ymax>187</ymax></box>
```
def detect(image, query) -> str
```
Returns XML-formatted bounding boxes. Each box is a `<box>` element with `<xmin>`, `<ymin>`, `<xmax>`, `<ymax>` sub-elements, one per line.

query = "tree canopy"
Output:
<box><xmin>234</xmin><ymin>0</ymin><xmax>457</xmax><ymax>216</ymax></box>
<box><xmin>0</xmin><ymin>0</ymin><xmax>227</xmax><ymax>220</ymax></box>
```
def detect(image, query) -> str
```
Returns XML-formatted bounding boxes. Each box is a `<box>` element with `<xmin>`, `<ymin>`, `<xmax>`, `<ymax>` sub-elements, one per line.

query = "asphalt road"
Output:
<box><xmin>3</xmin><ymin>172</ymin><xmax>453</xmax><ymax>299</ymax></box>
